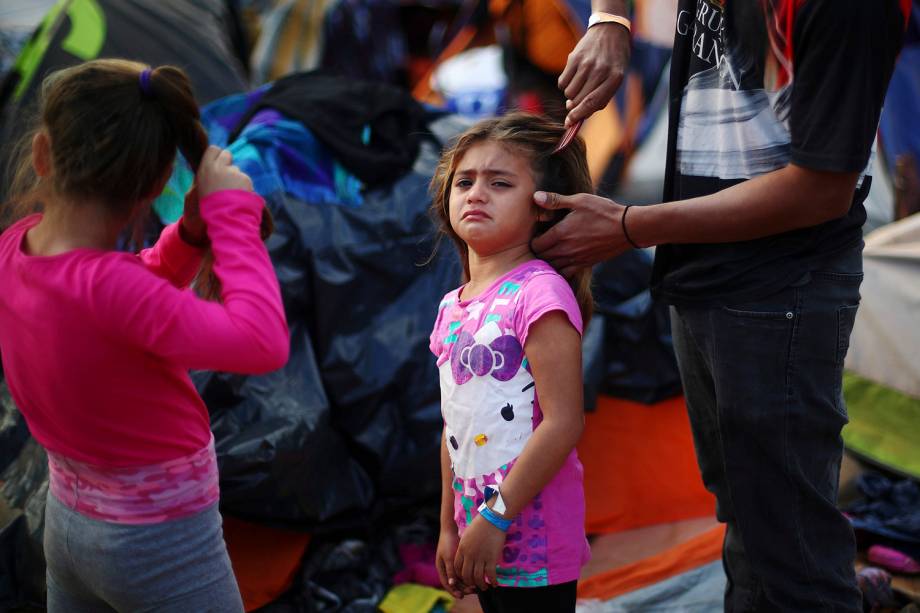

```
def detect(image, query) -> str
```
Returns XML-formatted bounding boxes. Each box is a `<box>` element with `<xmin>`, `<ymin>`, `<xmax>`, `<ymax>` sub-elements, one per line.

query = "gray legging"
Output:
<box><xmin>44</xmin><ymin>493</ymin><xmax>244</xmax><ymax>612</ymax></box>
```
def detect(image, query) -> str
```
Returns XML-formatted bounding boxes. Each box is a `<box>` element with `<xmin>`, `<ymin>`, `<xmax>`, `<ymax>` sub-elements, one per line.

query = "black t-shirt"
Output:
<box><xmin>651</xmin><ymin>0</ymin><xmax>907</xmax><ymax>306</ymax></box>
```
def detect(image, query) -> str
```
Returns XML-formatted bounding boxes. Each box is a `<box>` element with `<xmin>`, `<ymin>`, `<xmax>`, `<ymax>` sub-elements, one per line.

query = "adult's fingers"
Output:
<box><xmin>560</xmin><ymin>265</ymin><xmax>579</xmax><ymax>280</ymax></box>
<box><xmin>567</xmin><ymin>91</ymin><xmax>604</xmax><ymax>125</ymax></box>
<box><xmin>567</xmin><ymin>99</ymin><xmax>596</xmax><ymax>126</ymax></box>
<box><xmin>561</xmin><ymin>61</ymin><xmax>591</xmax><ymax>104</ymax></box>
<box><xmin>567</xmin><ymin>76</ymin><xmax>622</xmax><ymax>125</ymax></box>
<box><xmin>533</xmin><ymin>241</ymin><xmax>571</xmax><ymax>265</ymax></box>
<box><xmin>567</xmin><ymin>71</ymin><xmax>608</xmax><ymax>112</ymax></box>
<box><xmin>533</xmin><ymin>191</ymin><xmax>579</xmax><ymax>211</ymax></box>
<box><xmin>530</xmin><ymin>222</ymin><xmax>566</xmax><ymax>255</ymax></box>
<box><xmin>558</xmin><ymin>49</ymin><xmax>579</xmax><ymax>91</ymax></box>
<box><xmin>543</xmin><ymin>251</ymin><xmax>583</xmax><ymax>273</ymax></box>
<box><xmin>547</xmin><ymin>254</ymin><xmax>577</xmax><ymax>271</ymax></box>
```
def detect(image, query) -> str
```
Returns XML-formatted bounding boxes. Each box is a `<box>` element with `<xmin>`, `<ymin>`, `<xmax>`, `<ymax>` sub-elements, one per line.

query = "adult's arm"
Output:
<box><xmin>558</xmin><ymin>0</ymin><xmax>631</xmax><ymax>127</ymax></box>
<box><xmin>536</xmin><ymin>0</ymin><xmax>905</xmax><ymax>273</ymax></box>
<box><xmin>531</xmin><ymin>164</ymin><xmax>859</xmax><ymax>274</ymax></box>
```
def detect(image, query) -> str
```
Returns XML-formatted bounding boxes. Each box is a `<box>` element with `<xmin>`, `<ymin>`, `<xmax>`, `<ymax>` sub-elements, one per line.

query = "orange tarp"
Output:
<box><xmin>225</xmin><ymin>394</ymin><xmax>715</xmax><ymax>610</ymax></box>
<box><xmin>581</xmin><ymin>99</ymin><xmax>624</xmax><ymax>184</ymax></box>
<box><xmin>577</xmin><ymin>524</ymin><xmax>726</xmax><ymax>600</ymax></box>
<box><xmin>412</xmin><ymin>0</ymin><xmax>582</xmax><ymax>104</ymax></box>
<box><xmin>224</xmin><ymin>515</ymin><xmax>312</xmax><ymax>612</ymax></box>
<box><xmin>578</xmin><ymin>395</ymin><xmax>716</xmax><ymax>534</ymax></box>
<box><xmin>489</xmin><ymin>0</ymin><xmax>582</xmax><ymax>75</ymax></box>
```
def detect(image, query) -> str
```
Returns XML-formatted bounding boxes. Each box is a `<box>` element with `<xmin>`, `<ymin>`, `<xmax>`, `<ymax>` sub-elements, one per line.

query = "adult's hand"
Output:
<box><xmin>531</xmin><ymin>191</ymin><xmax>633</xmax><ymax>276</ymax></box>
<box><xmin>559</xmin><ymin>22</ymin><xmax>631</xmax><ymax>127</ymax></box>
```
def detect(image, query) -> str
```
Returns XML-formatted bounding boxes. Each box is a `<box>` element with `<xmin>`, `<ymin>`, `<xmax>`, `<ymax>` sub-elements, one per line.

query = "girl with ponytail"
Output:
<box><xmin>0</xmin><ymin>59</ymin><xmax>288</xmax><ymax>611</ymax></box>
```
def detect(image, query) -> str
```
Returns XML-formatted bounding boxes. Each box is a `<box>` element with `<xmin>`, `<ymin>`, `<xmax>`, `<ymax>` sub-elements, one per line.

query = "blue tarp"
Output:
<box><xmin>878</xmin><ymin>2</ymin><xmax>920</xmax><ymax>167</ymax></box>
<box><xmin>578</xmin><ymin>561</ymin><xmax>725</xmax><ymax>613</ymax></box>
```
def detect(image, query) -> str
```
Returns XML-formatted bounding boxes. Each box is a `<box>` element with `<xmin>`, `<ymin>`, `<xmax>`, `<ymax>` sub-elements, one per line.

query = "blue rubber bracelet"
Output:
<box><xmin>477</xmin><ymin>503</ymin><xmax>512</xmax><ymax>532</ymax></box>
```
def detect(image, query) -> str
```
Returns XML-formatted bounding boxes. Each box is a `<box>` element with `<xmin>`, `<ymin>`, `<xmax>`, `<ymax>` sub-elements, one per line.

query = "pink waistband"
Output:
<box><xmin>47</xmin><ymin>435</ymin><xmax>219</xmax><ymax>525</ymax></box>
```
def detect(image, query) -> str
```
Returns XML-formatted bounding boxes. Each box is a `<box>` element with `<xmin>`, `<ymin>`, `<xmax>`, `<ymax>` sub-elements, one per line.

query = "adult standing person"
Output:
<box><xmin>533</xmin><ymin>1</ymin><xmax>909</xmax><ymax>611</ymax></box>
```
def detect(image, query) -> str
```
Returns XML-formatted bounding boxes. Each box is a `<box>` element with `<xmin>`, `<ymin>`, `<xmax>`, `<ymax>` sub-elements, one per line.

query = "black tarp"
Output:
<box><xmin>584</xmin><ymin>251</ymin><xmax>682</xmax><ymax>408</ymax></box>
<box><xmin>847</xmin><ymin>472</ymin><xmax>920</xmax><ymax>559</ymax></box>
<box><xmin>0</xmin><ymin>380</ymin><xmax>47</xmax><ymax>610</ymax></box>
<box><xmin>203</xmin><ymin>112</ymin><xmax>464</xmax><ymax>528</ymax></box>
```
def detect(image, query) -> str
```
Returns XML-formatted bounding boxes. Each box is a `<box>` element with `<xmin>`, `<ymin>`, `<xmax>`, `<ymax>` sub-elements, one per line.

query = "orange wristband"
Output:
<box><xmin>587</xmin><ymin>12</ymin><xmax>632</xmax><ymax>34</ymax></box>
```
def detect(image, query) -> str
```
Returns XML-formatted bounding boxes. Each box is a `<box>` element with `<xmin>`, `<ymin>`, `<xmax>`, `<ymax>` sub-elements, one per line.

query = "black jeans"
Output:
<box><xmin>670</xmin><ymin>249</ymin><xmax>863</xmax><ymax>612</ymax></box>
<box><xmin>477</xmin><ymin>581</ymin><xmax>577</xmax><ymax>613</ymax></box>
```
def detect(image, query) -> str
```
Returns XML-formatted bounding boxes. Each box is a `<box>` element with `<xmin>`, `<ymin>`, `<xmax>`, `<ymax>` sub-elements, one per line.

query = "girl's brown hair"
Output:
<box><xmin>430</xmin><ymin>112</ymin><xmax>594</xmax><ymax>323</ymax></box>
<box><xmin>2</xmin><ymin>59</ymin><xmax>271</xmax><ymax>298</ymax></box>
<box><xmin>4</xmin><ymin>59</ymin><xmax>208</xmax><ymax>227</ymax></box>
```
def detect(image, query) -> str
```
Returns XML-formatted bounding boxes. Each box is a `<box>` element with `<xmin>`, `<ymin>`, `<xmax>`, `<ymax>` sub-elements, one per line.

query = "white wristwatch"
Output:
<box><xmin>483</xmin><ymin>484</ymin><xmax>507</xmax><ymax>515</ymax></box>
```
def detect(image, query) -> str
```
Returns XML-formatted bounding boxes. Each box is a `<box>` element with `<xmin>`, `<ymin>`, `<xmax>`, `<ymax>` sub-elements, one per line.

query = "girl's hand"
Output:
<box><xmin>197</xmin><ymin>146</ymin><xmax>253</xmax><ymax>198</ymax></box>
<box><xmin>454</xmin><ymin>514</ymin><xmax>506</xmax><ymax>592</ymax></box>
<box><xmin>436</xmin><ymin>527</ymin><xmax>466</xmax><ymax>598</ymax></box>
<box><xmin>178</xmin><ymin>185</ymin><xmax>209</xmax><ymax>247</ymax></box>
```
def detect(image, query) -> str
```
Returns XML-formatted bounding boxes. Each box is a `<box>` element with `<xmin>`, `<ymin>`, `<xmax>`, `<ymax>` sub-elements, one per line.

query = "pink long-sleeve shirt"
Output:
<box><xmin>0</xmin><ymin>189</ymin><xmax>289</xmax><ymax>466</ymax></box>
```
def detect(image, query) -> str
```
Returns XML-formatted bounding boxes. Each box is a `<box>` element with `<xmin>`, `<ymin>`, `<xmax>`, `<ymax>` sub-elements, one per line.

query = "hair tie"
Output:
<box><xmin>139</xmin><ymin>68</ymin><xmax>154</xmax><ymax>98</ymax></box>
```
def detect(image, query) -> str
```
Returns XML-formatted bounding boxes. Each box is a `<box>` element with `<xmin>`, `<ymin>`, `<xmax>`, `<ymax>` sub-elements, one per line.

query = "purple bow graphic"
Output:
<box><xmin>451</xmin><ymin>331</ymin><xmax>523</xmax><ymax>384</ymax></box>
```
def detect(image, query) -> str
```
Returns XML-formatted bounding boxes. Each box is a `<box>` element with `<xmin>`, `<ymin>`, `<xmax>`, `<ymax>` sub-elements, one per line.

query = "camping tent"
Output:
<box><xmin>844</xmin><ymin>213</ymin><xmax>920</xmax><ymax>479</ymax></box>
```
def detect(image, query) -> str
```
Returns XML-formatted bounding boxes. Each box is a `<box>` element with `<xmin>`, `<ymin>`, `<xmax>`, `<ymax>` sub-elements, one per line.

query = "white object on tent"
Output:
<box><xmin>845</xmin><ymin>213</ymin><xmax>920</xmax><ymax>398</ymax></box>
<box><xmin>614</xmin><ymin>98</ymin><xmax>669</xmax><ymax>205</ymax></box>
<box><xmin>612</xmin><ymin>60</ymin><xmax>671</xmax><ymax>205</ymax></box>
<box><xmin>431</xmin><ymin>45</ymin><xmax>507</xmax><ymax>118</ymax></box>
<box><xmin>862</xmin><ymin>135</ymin><xmax>896</xmax><ymax>235</ymax></box>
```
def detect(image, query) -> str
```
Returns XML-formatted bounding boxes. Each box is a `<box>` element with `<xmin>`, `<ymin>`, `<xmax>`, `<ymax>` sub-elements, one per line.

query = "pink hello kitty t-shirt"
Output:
<box><xmin>430</xmin><ymin>259</ymin><xmax>590</xmax><ymax>587</ymax></box>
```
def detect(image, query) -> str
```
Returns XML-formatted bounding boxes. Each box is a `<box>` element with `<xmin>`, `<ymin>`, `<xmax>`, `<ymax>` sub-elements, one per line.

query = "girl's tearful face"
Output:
<box><xmin>448</xmin><ymin>142</ymin><xmax>540</xmax><ymax>255</ymax></box>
